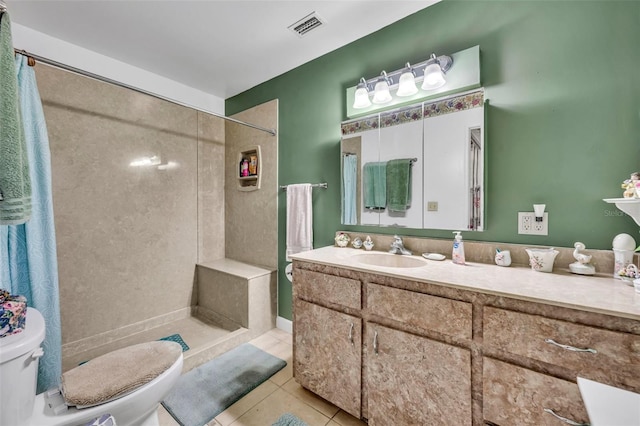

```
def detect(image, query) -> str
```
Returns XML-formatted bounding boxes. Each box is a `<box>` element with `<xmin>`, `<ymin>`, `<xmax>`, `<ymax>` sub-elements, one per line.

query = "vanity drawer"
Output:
<box><xmin>294</xmin><ymin>269</ymin><xmax>361</xmax><ymax>310</ymax></box>
<box><xmin>483</xmin><ymin>357</ymin><xmax>589</xmax><ymax>426</ymax></box>
<box><xmin>484</xmin><ymin>307</ymin><xmax>640</xmax><ymax>390</ymax></box>
<box><xmin>367</xmin><ymin>283</ymin><xmax>472</xmax><ymax>340</ymax></box>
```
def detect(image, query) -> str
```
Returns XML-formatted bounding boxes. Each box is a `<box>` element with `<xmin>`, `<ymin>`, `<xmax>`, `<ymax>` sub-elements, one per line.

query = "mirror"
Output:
<box><xmin>341</xmin><ymin>90</ymin><xmax>485</xmax><ymax>231</ymax></box>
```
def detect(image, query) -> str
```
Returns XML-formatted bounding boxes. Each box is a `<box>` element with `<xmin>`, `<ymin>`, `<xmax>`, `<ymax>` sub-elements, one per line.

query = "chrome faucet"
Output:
<box><xmin>389</xmin><ymin>235</ymin><xmax>412</xmax><ymax>255</ymax></box>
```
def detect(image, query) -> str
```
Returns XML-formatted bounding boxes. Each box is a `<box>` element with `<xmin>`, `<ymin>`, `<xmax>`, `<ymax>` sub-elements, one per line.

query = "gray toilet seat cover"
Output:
<box><xmin>61</xmin><ymin>340</ymin><xmax>182</xmax><ymax>408</ymax></box>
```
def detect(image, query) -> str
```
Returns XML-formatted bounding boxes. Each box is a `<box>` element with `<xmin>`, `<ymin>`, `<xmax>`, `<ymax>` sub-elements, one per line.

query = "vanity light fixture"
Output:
<box><xmin>396</xmin><ymin>63</ymin><xmax>418</xmax><ymax>97</ymax></box>
<box><xmin>352</xmin><ymin>52</ymin><xmax>453</xmax><ymax>109</ymax></box>
<box><xmin>372</xmin><ymin>71</ymin><xmax>393</xmax><ymax>104</ymax></box>
<box><xmin>353</xmin><ymin>78</ymin><xmax>372</xmax><ymax>109</ymax></box>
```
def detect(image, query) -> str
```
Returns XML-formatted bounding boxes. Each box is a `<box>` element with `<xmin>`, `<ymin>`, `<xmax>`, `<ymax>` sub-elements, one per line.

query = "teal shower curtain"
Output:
<box><xmin>0</xmin><ymin>54</ymin><xmax>61</xmax><ymax>393</ymax></box>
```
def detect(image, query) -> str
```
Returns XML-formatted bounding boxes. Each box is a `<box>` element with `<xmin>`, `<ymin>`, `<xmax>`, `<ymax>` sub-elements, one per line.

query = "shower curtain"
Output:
<box><xmin>0</xmin><ymin>54</ymin><xmax>61</xmax><ymax>393</ymax></box>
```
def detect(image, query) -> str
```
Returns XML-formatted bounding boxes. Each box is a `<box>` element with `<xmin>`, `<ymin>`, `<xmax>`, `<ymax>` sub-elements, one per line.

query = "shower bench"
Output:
<box><xmin>195</xmin><ymin>259</ymin><xmax>277</xmax><ymax>335</ymax></box>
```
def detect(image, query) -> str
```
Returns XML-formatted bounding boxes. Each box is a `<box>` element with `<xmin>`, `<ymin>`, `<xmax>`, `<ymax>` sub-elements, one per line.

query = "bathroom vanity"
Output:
<box><xmin>290</xmin><ymin>246</ymin><xmax>640</xmax><ymax>425</ymax></box>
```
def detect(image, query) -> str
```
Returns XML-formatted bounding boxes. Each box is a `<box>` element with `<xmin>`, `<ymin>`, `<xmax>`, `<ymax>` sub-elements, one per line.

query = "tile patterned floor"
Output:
<box><xmin>157</xmin><ymin>328</ymin><xmax>367</xmax><ymax>426</ymax></box>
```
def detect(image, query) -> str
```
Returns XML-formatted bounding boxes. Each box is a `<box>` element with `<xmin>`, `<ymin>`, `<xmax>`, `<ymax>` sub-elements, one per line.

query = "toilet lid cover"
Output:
<box><xmin>61</xmin><ymin>340</ymin><xmax>182</xmax><ymax>408</ymax></box>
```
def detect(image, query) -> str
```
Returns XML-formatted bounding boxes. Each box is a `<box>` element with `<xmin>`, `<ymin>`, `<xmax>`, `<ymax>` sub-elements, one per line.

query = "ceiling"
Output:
<box><xmin>7</xmin><ymin>1</ymin><xmax>439</xmax><ymax>99</ymax></box>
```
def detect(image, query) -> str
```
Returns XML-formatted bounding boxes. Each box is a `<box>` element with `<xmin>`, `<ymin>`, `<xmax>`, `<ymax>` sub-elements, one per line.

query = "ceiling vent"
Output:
<box><xmin>288</xmin><ymin>12</ymin><xmax>325</xmax><ymax>37</ymax></box>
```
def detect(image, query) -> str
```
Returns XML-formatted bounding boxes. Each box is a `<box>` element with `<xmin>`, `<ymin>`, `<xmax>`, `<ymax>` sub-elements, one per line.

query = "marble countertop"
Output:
<box><xmin>290</xmin><ymin>246</ymin><xmax>640</xmax><ymax>321</ymax></box>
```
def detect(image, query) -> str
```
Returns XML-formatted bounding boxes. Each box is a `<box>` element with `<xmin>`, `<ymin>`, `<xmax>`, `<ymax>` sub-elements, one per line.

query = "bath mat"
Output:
<box><xmin>161</xmin><ymin>343</ymin><xmax>287</xmax><ymax>426</ymax></box>
<box><xmin>158</xmin><ymin>333</ymin><xmax>190</xmax><ymax>352</ymax></box>
<box><xmin>272</xmin><ymin>413</ymin><xmax>309</xmax><ymax>426</ymax></box>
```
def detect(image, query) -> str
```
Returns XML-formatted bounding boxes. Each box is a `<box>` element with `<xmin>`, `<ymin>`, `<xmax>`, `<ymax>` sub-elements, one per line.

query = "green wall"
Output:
<box><xmin>226</xmin><ymin>0</ymin><xmax>640</xmax><ymax>320</ymax></box>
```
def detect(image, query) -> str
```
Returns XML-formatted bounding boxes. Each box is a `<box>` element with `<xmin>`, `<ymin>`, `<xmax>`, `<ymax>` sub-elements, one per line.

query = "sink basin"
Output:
<box><xmin>352</xmin><ymin>253</ymin><xmax>427</xmax><ymax>268</ymax></box>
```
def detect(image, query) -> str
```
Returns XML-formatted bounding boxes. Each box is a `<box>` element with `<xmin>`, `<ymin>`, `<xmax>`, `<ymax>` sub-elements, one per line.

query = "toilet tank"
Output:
<box><xmin>0</xmin><ymin>307</ymin><xmax>46</xmax><ymax>426</ymax></box>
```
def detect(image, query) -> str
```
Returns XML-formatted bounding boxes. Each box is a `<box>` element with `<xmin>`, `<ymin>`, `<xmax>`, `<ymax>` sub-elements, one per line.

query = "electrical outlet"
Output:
<box><xmin>427</xmin><ymin>201</ymin><xmax>438</xmax><ymax>211</ymax></box>
<box><xmin>518</xmin><ymin>212</ymin><xmax>548</xmax><ymax>235</ymax></box>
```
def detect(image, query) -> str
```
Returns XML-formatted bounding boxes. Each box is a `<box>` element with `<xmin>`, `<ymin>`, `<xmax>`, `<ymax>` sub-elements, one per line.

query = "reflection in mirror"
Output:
<box><xmin>341</xmin><ymin>90</ymin><xmax>485</xmax><ymax>231</ymax></box>
<box><xmin>469</xmin><ymin>128</ymin><xmax>482</xmax><ymax>230</ymax></box>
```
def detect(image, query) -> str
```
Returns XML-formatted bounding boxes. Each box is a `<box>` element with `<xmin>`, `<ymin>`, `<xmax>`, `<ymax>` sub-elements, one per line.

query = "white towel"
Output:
<box><xmin>286</xmin><ymin>184</ymin><xmax>313</xmax><ymax>261</ymax></box>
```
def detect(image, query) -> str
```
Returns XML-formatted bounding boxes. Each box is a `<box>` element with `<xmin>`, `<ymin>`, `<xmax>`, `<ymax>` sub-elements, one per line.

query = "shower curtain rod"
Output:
<box><xmin>12</xmin><ymin>48</ymin><xmax>277</xmax><ymax>136</ymax></box>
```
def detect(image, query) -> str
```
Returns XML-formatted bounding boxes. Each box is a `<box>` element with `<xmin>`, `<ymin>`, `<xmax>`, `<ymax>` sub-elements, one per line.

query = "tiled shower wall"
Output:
<box><xmin>36</xmin><ymin>64</ymin><xmax>225</xmax><ymax>345</ymax></box>
<box><xmin>225</xmin><ymin>100</ymin><xmax>279</xmax><ymax>270</ymax></box>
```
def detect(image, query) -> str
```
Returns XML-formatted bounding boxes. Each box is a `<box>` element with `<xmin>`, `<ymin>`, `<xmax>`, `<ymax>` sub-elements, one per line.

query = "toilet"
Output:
<box><xmin>0</xmin><ymin>308</ymin><xmax>183</xmax><ymax>426</ymax></box>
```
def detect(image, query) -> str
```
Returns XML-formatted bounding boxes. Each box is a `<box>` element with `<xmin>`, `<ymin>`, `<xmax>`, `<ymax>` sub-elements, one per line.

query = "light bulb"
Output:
<box><xmin>372</xmin><ymin>78</ymin><xmax>392</xmax><ymax>104</ymax></box>
<box><xmin>396</xmin><ymin>70</ymin><xmax>418</xmax><ymax>97</ymax></box>
<box><xmin>353</xmin><ymin>86</ymin><xmax>371</xmax><ymax>109</ymax></box>
<box><xmin>422</xmin><ymin>63</ymin><xmax>446</xmax><ymax>90</ymax></box>
<box><xmin>352</xmin><ymin>78</ymin><xmax>371</xmax><ymax>109</ymax></box>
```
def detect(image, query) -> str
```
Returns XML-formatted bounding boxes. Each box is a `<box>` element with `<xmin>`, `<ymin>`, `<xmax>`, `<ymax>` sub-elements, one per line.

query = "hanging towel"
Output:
<box><xmin>386</xmin><ymin>159</ymin><xmax>413</xmax><ymax>212</ymax></box>
<box><xmin>286</xmin><ymin>184</ymin><xmax>313</xmax><ymax>261</ymax></box>
<box><xmin>0</xmin><ymin>12</ymin><xmax>31</xmax><ymax>225</ymax></box>
<box><xmin>363</xmin><ymin>162</ymin><xmax>386</xmax><ymax>210</ymax></box>
<box><xmin>341</xmin><ymin>155</ymin><xmax>357</xmax><ymax>225</ymax></box>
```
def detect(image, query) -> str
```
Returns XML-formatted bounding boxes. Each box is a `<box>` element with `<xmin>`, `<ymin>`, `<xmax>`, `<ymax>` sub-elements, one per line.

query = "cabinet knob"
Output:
<box><xmin>544</xmin><ymin>339</ymin><xmax>597</xmax><ymax>354</ymax></box>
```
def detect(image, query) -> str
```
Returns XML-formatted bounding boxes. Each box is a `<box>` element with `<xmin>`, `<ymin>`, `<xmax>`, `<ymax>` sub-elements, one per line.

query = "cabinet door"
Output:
<box><xmin>294</xmin><ymin>299</ymin><xmax>362</xmax><ymax>418</ymax></box>
<box><xmin>366</xmin><ymin>323</ymin><xmax>472</xmax><ymax>426</ymax></box>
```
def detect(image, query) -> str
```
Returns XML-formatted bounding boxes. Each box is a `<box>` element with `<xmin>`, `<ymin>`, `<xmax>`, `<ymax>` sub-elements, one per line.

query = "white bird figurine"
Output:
<box><xmin>573</xmin><ymin>242</ymin><xmax>592</xmax><ymax>264</ymax></box>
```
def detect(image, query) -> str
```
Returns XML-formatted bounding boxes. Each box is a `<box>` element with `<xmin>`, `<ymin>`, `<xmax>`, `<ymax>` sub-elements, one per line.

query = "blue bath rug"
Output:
<box><xmin>158</xmin><ymin>333</ymin><xmax>189</xmax><ymax>352</ymax></box>
<box><xmin>162</xmin><ymin>343</ymin><xmax>286</xmax><ymax>426</ymax></box>
<box><xmin>272</xmin><ymin>413</ymin><xmax>309</xmax><ymax>426</ymax></box>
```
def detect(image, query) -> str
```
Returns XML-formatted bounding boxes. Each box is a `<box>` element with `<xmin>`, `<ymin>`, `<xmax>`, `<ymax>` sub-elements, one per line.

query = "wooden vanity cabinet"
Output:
<box><xmin>292</xmin><ymin>260</ymin><xmax>640</xmax><ymax>425</ymax></box>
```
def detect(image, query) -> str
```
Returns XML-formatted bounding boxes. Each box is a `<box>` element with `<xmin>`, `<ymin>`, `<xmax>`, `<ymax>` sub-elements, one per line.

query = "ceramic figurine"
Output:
<box><xmin>352</xmin><ymin>237</ymin><xmax>363</xmax><ymax>249</ymax></box>
<box><xmin>617</xmin><ymin>264</ymin><xmax>639</xmax><ymax>285</ymax></box>
<box><xmin>335</xmin><ymin>232</ymin><xmax>350</xmax><ymax>247</ymax></box>
<box><xmin>621</xmin><ymin>172</ymin><xmax>640</xmax><ymax>198</ymax></box>
<box><xmin>494</xmin><ymin>248</ymin><xmax>511</xmax><ymax>267</ymax></box>
<box><xmin>569</xmin><ymin>242</ymin><xmax>595</xmax><ymax>276</ymax></box>
<box><xmin>363</xmin><ymin>236</ymin><xmax>374</xmax><ymax>251</ymax></box>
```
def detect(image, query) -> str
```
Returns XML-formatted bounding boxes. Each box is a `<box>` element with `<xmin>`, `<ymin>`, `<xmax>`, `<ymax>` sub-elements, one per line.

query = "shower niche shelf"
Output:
<box><xmin>237</xmin><ymin>146</ymin><xmax>261</xmax><ymax>192</ymax></box>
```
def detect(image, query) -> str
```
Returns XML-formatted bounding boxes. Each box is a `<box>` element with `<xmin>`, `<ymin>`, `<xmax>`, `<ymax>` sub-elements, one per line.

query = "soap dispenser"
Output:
<box><xmin>452</xmin><ymin>231</ymin><xmax>465</xmax><ymax>265</ymax></box>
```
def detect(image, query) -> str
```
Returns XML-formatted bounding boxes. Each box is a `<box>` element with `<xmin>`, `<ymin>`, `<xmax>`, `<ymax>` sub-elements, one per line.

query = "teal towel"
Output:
<box><xmin>386</xmin><ymin>159</ymin><xmax>413</xmax><ymax>212</ymax></box>
<box><xmin>0</xmin><ymin>12</ymin><xmax>31</xmax><ymax>225</ymax></box>
<box><xmin>363</xmin><ymin>162</ymin><xmax>386</xmax><ymax>209</ymax></box>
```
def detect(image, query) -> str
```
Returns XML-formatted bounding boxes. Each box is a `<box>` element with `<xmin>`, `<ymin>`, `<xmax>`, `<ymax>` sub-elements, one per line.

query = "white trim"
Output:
<box><xmin>276</xmin><ymin>316</ymin><xmax>292</xmax><ymax>334</ymax></box>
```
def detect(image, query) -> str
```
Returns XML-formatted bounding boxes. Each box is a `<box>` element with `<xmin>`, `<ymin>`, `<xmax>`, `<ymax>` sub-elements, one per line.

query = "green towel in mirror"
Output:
<box><xmin>363</xmin><ymin>162</ymin><xmax>386</xmax><ymax>209</ymax></box>
<box><xmin>386</xmin><ymin>159</ymin><xmax>412</xmax><ymax>212</ymax></box>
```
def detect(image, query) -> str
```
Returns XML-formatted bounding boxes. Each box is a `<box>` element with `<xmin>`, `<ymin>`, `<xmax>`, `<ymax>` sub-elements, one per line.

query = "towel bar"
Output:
<box><xmin>280</xmin><ymin>183</ymin><xmax>328</xmax><ymax>191</ymax></box>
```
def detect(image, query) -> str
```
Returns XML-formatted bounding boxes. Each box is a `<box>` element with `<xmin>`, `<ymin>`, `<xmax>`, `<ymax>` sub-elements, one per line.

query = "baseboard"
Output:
<box><xmin>276</xmin><ymin>316</ymin><xmax>292</xmax><ymax>334</ymax></box>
